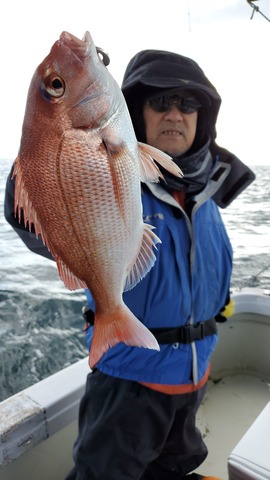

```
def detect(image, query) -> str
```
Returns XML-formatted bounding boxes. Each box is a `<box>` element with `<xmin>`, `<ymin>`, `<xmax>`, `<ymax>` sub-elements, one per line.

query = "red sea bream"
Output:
<box><xmin>13</xmin><ymin>31</ymin><xmax>182</xmax><ymax>367</ymax></box>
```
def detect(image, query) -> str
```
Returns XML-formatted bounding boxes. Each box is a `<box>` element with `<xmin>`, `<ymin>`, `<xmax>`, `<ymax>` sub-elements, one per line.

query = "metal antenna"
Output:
<box><xmin>246</xmin><ymin>0</ymin><xmax>270</xmax><ymax>22</ymax></box>
<box><xmin>187</xmin><ymin>0</ymin><xmax>191</xmax><ymax>32</ymax></box>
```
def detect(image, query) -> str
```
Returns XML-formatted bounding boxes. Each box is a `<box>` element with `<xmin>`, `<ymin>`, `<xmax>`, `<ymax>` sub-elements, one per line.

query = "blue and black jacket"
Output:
<box><xmin>84</xmin><ymin>162</ymin><xmax>234</xmax><ymax>386</ymax></box>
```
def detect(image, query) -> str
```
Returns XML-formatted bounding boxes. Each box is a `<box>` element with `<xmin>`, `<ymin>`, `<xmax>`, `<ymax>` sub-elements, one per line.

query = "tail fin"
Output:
<box><xmin>89</xmin><ymin>304</ymin><xmax>160</xmax><ymax>368</ymax></box>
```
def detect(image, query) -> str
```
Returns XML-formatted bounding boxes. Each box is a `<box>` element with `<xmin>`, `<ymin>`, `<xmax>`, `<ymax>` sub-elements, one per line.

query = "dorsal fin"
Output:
<box><xmin>55</xmin><ymin>255</ymin><xmax>87</xmax><ymax>290</ymax></box>
<box><xmin>13</xmin><ymin>156</ymin><xmax>48</xmax><ymax>245</ymax></box>
<box><xmin>13</xmin><ymin>156</ymin><xmax>86</xmax><ymax>292</ymax></box>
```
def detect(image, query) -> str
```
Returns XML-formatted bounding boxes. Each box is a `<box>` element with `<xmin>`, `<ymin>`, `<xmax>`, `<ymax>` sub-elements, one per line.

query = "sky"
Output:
<box><xmin>0</xmin><ymin>0</ymin><xmax>270</xmax><ymax>166</ymax></box>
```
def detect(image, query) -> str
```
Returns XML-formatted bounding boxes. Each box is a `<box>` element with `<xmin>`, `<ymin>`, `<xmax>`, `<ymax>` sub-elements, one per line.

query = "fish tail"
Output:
<box><xmin>88</xmin><ymin>304</ymin><xmax>160</xmax><ymax>368</ymax></box>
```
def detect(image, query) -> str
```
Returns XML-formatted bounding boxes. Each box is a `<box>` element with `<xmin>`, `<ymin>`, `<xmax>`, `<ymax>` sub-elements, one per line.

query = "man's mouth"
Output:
<box><xmin>161</xmin><ymin>130</ymin><xmax>183</xmax><ymax>136</ymax></box>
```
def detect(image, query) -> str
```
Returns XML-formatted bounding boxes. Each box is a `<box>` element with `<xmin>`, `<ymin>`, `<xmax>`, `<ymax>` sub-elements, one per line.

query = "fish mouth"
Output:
<box><xmin>59</xmin><ymin>31</ymin><xmax>92</xmax><ymax>61</ymax></box>
<box><xmin>59</xmin><ymin>31</ymin><xmax>110</xmax><ymax>66</ymax></box>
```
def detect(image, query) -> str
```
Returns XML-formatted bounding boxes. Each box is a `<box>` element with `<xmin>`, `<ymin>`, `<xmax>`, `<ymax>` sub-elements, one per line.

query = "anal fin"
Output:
<box><xmin>124</xmin><ymin>223</ymin><xmax>161</xmax><ymax>292</ymax></box>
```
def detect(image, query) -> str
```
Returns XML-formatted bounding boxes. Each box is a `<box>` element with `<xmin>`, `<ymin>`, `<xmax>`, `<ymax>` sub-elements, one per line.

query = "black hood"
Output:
<box><xmin>121</xmin><ymin>49</ymin><xmax>256</xmax><ymax>207</ymax></box>
<box><xmin>121</xmin><ymin>49</ymin><xmax>221</xmax><ymax>145</ymax></box>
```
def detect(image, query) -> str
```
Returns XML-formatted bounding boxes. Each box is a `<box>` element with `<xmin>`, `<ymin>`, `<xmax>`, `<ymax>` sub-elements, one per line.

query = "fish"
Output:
<box><xmin>12</xmin><ymin>31</ymin><xmax>183</xmax><ymax>368</ymax></box>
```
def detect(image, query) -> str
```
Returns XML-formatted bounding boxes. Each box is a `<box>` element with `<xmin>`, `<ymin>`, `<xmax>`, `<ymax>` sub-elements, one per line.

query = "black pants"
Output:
<box><xmin>65</xmin><ymin>370</ymin><xmax>207</xmax><ymax>480</ymax></box>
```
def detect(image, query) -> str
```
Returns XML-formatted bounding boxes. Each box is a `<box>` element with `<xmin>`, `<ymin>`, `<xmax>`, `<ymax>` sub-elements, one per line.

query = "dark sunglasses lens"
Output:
<box><xmin>148</xmin><ymin>97</ymin><xmax>168</xmax><ymax>112</ymax></box>
<box><xmin>148</xmin><ymin>95</ymin><xmax>201</xmax><ymax>113</ymax></box>
<box><xmin>181</xmin><ymin>98</ymin><xmax>201</xmax><ymax>113</ymax></box>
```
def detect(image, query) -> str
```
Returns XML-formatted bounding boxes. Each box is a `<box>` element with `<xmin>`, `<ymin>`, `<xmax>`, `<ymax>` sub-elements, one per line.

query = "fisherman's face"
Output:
<box><xmin>143</xmin><ymin>91</ymin><xmax>199</xmax><ymax>157</ymax></box>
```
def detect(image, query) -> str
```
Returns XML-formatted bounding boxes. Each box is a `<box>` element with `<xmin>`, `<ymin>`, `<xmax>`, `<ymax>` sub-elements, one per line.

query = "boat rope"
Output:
<box><xmin>246</xmin><ymin>0</ymin><xmax>270</xmax><ymax>22</ymax></box>
<box><xmin>250</xmin><ymin>263</ymin><xmax>270</xmax><ymax>281</ymax></box>
<box><xmin>237</xmin><ymin>262</ymin><xmax>270</xmax><ymax>289</ymax></box>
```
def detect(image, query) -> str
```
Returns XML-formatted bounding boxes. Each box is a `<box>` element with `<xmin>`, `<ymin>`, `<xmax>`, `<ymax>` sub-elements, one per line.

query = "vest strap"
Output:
<box><xmin>82</xmin><ymin>307</ymin><xmax>217</xmax><ymax>344</ymax></box>
<box><xmin>149</xmin><ymin>318</ymin><xmax>217</xmax><ymax>344</ymax></box>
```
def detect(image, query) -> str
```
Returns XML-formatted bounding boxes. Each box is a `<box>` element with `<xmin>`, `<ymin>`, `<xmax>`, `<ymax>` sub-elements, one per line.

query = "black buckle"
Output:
<box><xmin>82</xmin><ymin>306</ymin><xmax>95</xmax><ymax>326</ymax></box>
<box><xmin>150</xmin><ymin>319</ymin><xmax>216</xmax><ymax>344</ymax></box>
<box><xmin>181</xmin><ymin>322</ymin><xmax>205</xmax><ymax>343</ymax></box>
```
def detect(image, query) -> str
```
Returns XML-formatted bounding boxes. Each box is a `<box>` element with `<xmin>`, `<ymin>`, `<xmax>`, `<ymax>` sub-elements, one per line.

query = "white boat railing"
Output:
<box><xmin>0</xmin><ymin>357</ymin><xmax>89</xmax><ymax>466</ymax></box>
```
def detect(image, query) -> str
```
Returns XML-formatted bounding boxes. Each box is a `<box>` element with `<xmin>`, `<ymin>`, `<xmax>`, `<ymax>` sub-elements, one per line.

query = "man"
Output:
<box><xmin>69</xmin><ymin>50</ymin><xmax>255</xmax><ymax>479</ymax></box>
<box><xmin>5</xmin><ymin>49</ymin><xmax>255</xmax><ymax>479</ymax></box>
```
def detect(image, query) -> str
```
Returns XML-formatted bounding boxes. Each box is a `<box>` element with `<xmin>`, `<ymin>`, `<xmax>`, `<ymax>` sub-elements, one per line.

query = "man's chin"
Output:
<box><xmin>163</xmin><ymin>147</ymin><xmax>188</xmax><ymax>158</ymax></box>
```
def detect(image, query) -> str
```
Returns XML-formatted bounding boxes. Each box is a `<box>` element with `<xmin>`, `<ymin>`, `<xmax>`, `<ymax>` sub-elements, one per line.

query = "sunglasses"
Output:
<box><xmin>146</xmin><ymin>94</ymin><xmax>201</xmax><ymax>114</ymax></box>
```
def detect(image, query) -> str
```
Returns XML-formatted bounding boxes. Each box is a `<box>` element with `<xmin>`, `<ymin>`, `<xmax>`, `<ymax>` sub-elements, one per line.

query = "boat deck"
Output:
<box><xmin>196</xmin><ymin>373</ymin><xmax>270</xmax><ymax>478</ymax></box>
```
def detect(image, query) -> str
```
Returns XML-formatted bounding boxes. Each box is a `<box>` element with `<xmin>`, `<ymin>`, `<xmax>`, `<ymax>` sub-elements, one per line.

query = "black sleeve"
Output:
<box><xmin>4</xmin><ymin>166</ymin><xmax>54</xmax><ymax>261</ymax></box>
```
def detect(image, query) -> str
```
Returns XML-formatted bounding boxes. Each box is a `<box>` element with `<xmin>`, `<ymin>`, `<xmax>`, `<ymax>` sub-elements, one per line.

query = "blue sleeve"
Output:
<box><xmin>85</xmin><ymin>289</ymin><xmax>96</xmax><ymax>310</ymax></box>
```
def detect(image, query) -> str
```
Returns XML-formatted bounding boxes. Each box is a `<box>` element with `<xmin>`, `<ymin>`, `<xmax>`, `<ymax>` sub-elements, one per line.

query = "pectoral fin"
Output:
<box><xmin>138</xmin><ymin>142</ymin><xmax>183</xmax><ymax>183</ymax></box>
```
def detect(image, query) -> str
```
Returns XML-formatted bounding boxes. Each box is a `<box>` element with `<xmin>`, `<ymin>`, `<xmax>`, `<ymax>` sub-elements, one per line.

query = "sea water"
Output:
<box><xmin>0</xmin><ymin>160</ymin><xmax>269</xmax><ymax>401</ymax></box>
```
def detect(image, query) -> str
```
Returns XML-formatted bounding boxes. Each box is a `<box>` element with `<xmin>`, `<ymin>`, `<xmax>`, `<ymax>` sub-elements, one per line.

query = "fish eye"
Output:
<box><xmin>43</xmin><ymin>74</ymin><xmax>65</xmax><ymax>99</ymax></box>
